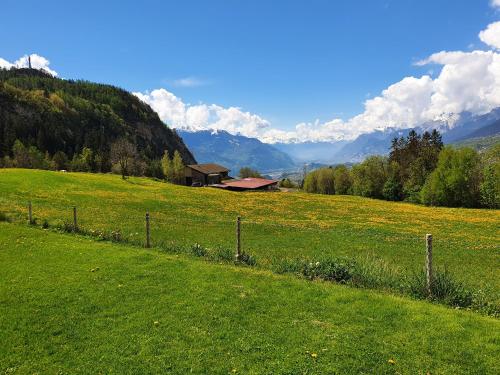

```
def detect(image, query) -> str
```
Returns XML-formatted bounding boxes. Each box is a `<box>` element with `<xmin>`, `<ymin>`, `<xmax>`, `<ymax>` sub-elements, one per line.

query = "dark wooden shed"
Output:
<box><xmin>184</xmin><ymin>163</ymin><xmax>230</xmax><ymax>186</ymax></box>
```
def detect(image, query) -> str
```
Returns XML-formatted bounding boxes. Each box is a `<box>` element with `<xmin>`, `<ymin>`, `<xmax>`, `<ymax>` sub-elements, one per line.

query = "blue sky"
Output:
<box><xmin>2</xmin><ymin>0</ymin><xmax>500</xmax><ymax>142</ymax></box>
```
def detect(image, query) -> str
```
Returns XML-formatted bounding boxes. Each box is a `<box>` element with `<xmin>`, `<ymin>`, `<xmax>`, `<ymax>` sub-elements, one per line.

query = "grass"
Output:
<box><xmin>1</xmin><ymin>222</ymin><xmax>499</xmax><ymax>374</ymax></box>
<box><xmin>0</xmin><ymin>169</ymin><xmax>498</xmax><ymax>305</ymax></box>
<box><xmin>0</xmin><ymin>169</ymin><xmax>500</xmax><ymax>305</ymax></box>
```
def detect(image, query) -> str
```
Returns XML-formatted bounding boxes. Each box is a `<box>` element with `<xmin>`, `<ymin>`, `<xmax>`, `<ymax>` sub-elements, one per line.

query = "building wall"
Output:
<box><xmin>185</xmin><ymin>167</ymin><xmax>229</xmax><ymax>186</ymax></box>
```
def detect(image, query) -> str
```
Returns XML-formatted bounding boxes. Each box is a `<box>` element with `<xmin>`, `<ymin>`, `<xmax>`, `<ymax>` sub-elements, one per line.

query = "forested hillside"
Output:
<box><xmin>0</xmin><ymin>68</ymin><xmax>195</xmax><ymax>172</ymax></box>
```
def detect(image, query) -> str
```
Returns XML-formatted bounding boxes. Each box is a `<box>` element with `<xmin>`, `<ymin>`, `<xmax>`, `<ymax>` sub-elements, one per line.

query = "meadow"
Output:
<box><xmin>0</xmin><ymin>168</ymin><xmax>499</xmax><ymax>306</ymax></box>
<box><xmin>1</xmin><ymin>223</ymin><xmax>499</xmax><ymax>374</ymax></box>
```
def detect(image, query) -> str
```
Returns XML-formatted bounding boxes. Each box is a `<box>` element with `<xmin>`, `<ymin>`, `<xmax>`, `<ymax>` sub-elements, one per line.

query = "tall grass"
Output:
<box><xmin>271</xmin><ymin>255</ymin><xmax>498</xmax><ymax>316</ymax></box>
<box><xmin>7</xmin><ymin>217</ymin><xmax>500</xmax><ymax>317</ymax></box>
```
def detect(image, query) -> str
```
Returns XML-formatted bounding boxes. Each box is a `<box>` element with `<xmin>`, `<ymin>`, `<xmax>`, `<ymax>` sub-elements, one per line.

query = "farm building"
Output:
<box><xmin>185</xmin><ymin>163</ymin><xmax>230</xmax><ymax>186</ymax></box>
<box><xmin>216</xmin><ymin>177</ymin><xmax>278</xmax><ymax>191</ymax></box>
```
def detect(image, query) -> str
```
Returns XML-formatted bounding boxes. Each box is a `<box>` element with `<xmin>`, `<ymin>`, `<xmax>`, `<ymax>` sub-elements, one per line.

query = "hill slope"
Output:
<box><xmin>0</xmin><ymin>68</ymin><xmax>195</xmax><ymax>165</ymax></box>
<box><xmin>455</xmin><ymin>118</ymin><xmax>500</xmax><ymax>141</ymax></box>
<box><xmin>453</xmin><ymin>135</ymin><xmax>500</xmax><ymax>152</ymax></box>
<box><xmin>1</xmin><ymin>223</ymin><xmax>499</xmax><ymax>373</ymax></box>
<box><xmin>178</xmin><ymin>129</ymin><xmax>295</xmax><ymax>173</ymax></box>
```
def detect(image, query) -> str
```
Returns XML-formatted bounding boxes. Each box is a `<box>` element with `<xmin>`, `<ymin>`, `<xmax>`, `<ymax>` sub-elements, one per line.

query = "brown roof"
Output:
<box><xmin>222</xmin><ymin>177</ymin><xmax>278</xmax><ymax>189</ymax></box>
<box><xmin>186</xmin><ymin>163</ymin><xmax>229</xmax><ymax>174</ymax></box>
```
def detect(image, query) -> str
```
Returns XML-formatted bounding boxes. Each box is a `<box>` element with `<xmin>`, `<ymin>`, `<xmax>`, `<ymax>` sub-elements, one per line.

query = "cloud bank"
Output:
<box><xmin>0</xmin><ymin>54</ymin><xmax>57</xmax><ymax>76</ymax></box>
<box><xmin>133</xmin><ymin>89</ymin><xmax>270</xmax><ymax>138</ymax></box>
<box><xmin>136</xmin><ymin>19</ymin><xmax>500</xmax><ymax>143</ymax></box>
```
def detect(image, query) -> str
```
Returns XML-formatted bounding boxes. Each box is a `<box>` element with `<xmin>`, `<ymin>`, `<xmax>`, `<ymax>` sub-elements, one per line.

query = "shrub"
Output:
<box><xmin>0</xmin><ymin>212</ymin><xmax>9</xmax><ymax>222</ymax></box>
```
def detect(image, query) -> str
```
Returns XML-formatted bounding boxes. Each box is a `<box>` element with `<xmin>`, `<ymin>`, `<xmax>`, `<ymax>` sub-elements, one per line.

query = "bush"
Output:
<box><xmin>0</xmin><ymin>212</ymin><xmax>9</xmax><ymax>222</ymax></box>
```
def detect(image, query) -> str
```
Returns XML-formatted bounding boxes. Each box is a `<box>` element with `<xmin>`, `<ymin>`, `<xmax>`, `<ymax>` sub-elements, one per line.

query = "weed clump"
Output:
<box><xmin>237</xmin><ymin>253</ymin><xmax>257</xmax><ymax>266</ymax></box>
<box><xmin>302</xmin><ymin>258</ymin><xmax>355</xmax><ymax>283</ymax></box>
<box><xmin>406</xmin><ymin>268</ymin><xmax>474</xmax><ymax>308</ymax></box>
<box><xmin>191</xmin><ymin>243</ymin><xmax>208</xmax><ymax>257</ymax></box>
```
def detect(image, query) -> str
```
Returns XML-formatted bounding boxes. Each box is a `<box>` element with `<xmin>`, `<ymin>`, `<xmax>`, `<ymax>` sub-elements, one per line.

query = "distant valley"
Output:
<box><xmin>180</xmin><ymin>108</ymin><xmax>500</xmax><ymax>174</ymax></box>
<box><xmin>177</xmin><ymin>129</ymin><xmax>296</xmax><ymax>175</ymax></box>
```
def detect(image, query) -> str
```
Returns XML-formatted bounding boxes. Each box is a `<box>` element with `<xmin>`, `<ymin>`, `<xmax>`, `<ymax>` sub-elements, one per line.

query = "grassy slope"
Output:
<box><xmin>1</xmin><ymin>169</ymin><xmax>498</xmax><ymax>297</ymax></box>
<box><xmin>452</xmin><ymin>135</ymin><xmax>499</xmax><ymax>152</ymax></box>
<box><xmin>0</xmin><ymin>223</ymin><xmax>499</xmax><ymax>374</ymax></box>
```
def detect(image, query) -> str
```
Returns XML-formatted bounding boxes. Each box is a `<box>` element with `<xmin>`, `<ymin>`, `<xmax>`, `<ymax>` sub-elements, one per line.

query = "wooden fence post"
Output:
<box><xmin>28</xmin><ymin>201</ymin><xmax>33</xmax><ymax>225</ymax></box>
<box><xmin>235</xmin><ymin>216</ymin><xmax>241</xmax><ymax>261</ymax></box>
<box><xmin>426</xmin><ymin>234</ymin><xmax>433</xmax><ymax>296</ymax></box>
<box><xmin>73</xmin><ymin>206</ymin><xmax>78</xmax><ymax>232</ymax></box>
<box><xmin>145</xmin><ymin>212</ymin><xmax>151</xmax><ymax>248</ymax></box>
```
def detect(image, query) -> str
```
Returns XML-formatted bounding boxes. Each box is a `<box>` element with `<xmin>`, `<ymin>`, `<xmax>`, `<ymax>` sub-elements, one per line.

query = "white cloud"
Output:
<box><xmin>479</xmin><ymin>21</ymin><xmax>500</xmax><ymax>49</ymax></box>
<box><xmin>134</xmin><ymin>88</ymin><xmax>270</xmax><ymax>138</ymax></box>
<box><xmin>491</xmin><ymin>0</ymin><xmax>500</xmax><ymax>8</ymax></box>
<box><xmin>0</xmin><ymin>58</ymin><xmax>14</xmax><ymax>69</ymax></box>
<box><xmin>173</xmin><ymin>76</ymin><xmax>209</xmax><ymax>88</ymax></box>
<box><xmin>0</xmin><ymin>54</ymin><xmax>57</xmax><ymax>76</ymax></box>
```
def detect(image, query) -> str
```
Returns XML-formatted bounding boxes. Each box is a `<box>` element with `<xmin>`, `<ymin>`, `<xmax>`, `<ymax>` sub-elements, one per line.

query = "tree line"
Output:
<box><xmin>0</xmin><ymin>138</ymin><xmax>187</xmax><ymax>183</ymax></box>
<box><xmin>303</xmin><ymin>130</ymin><xmax>499</xmax><ymax>208</ymax></box>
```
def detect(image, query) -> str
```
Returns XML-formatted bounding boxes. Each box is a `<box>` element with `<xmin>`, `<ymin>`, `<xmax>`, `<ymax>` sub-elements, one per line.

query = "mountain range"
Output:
<box><xmin>178</xmin><ymin>108</ymin><xmax>500</xmax><ymax>172</ymax></box>
<box><xmin>177</xmin><ymin>129</ymin><xmax>295</xmax><ymax>175</ymax></box>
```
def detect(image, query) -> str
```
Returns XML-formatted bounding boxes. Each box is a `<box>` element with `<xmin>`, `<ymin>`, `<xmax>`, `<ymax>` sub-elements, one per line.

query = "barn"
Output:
<box><xmin>184</xmin><ymin>163</ymin><xmax>230</xmax><ymax>186</ymax></box>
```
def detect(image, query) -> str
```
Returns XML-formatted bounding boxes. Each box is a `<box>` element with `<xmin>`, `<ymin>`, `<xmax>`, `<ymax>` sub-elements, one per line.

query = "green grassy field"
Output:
<box><xmin>0</xmin><ymin>169</ymin><xmax>498</xmax><ymax>299</ymax></box>
<box><xmin>1</xmin><ymin>222</ymin><xmax>499</xmax><ymax>374</ymax></box>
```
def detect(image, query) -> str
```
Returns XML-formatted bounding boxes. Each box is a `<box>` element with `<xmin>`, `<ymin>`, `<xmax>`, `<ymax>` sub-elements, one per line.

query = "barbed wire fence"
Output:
<box><xmin>1</xmin><ymin>198</ymin><xmax>449</xmax><ymax>290</ymax></box>
<box><xmin>2</xmin><ymin>195</ymin><xmax>499</xmax><ymax>315</ymax></box>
